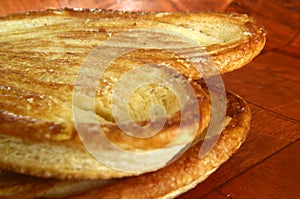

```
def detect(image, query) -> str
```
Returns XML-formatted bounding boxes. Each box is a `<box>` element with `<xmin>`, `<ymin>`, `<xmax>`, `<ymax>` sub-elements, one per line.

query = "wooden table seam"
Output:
<box><xmin>201</xmin><ymin>138</ymin><xmax>300</xmax><ymax>198</ymax></box>
<box><xmin>261</xmin><ymin>28</ymin><xmax>300</xmax><ymax>55</ymax></box>
<box><xmin>247</xmin><ymin>101</ymin><xmax>300</xmax><ymax>124</ymax></box>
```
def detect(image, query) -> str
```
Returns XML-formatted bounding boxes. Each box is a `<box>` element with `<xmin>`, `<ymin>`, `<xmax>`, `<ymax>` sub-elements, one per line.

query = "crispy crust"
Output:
<box><xmin>0</xmin><ymin>91</ymin><xmax>251</xmax><ymax>199</ymax></box>
<box><xmin>0</xmin><ymin>81</ymin><xmax>210</xmax><ymax>180</ymax></box>
<box><xmin>1</xmin><ymin>8</ymin><xmax>266</xmax><ymax>78</ymax></box>
<box><xmin>69</xmin><ymin>91</ymin><xmax>251</xmax><ymax>199</ymax></box>
<box><xmin>0</xmin><ymin>8</ymin><xmax>265</xmax><ymax>142</ymax></box>
<box><xmin>0</xmin><ymin>8</ymin><xmax>262</xmax><ymax>180</ymax></box>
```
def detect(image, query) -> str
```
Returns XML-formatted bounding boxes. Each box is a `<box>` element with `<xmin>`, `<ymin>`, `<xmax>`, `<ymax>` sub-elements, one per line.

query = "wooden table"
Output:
<box><xmin>1</xmin><ymin>0</ymin><xmax>299</xmax><ymax>198</ymax></box>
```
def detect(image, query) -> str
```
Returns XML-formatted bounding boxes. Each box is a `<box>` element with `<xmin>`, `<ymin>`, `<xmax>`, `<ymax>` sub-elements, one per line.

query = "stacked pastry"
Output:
<box><xmin>0</xmin><ymin>9</ymin><xmax>266</xmax><ymax>199</ymax></box>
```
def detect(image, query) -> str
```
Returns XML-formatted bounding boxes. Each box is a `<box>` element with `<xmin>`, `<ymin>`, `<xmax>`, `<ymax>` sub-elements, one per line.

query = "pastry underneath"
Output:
<box><xmin>0</xmin><ymin>91</ymin><xmax>251</xmax><ymax>199</ymax></box>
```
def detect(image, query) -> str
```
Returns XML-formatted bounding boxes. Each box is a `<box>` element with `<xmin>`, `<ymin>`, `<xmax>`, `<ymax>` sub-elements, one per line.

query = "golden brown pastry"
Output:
<box><xmin>0</xmin><ymin>8</ymin><xmax>266</xmax><ymax>198</ymax></box>
<box><xmin>0</xmin><ymin>91</ymin><xmax>251</xmax><ymax>199</ymax></box>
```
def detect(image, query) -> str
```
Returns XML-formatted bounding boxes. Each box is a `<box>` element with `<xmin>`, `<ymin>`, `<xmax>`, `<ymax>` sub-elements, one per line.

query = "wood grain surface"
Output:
<box><xmin>0</xmin><ymin>0</ymin><xmax>299</xmax><ymax>198</ymax></box>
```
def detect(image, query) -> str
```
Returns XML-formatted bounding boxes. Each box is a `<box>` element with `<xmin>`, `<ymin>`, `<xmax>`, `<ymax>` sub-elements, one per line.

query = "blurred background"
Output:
<box><xmin>0</xmin><ymin>0</ymin><xmax>234</xmax><ymax>15</ymax></box>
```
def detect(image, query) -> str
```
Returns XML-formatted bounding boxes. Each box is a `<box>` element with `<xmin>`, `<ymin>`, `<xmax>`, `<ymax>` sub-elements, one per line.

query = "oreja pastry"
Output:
<box><xmin>0</xmin><ymin>8</ymin><xmax>266</xmax><ymax>198</ymax></box>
